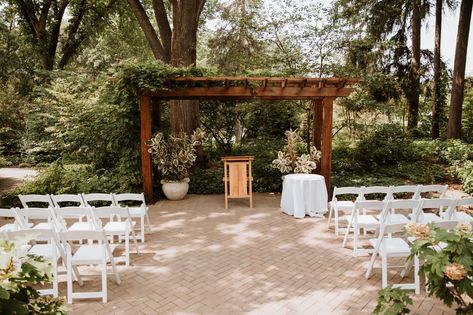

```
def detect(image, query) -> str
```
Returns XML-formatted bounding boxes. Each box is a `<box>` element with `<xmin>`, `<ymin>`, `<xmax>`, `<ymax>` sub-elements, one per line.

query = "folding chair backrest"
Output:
<box><xmin>113</xmin><ymin>193</ymin><xmax>146</xmax><ymax>207</ymax></box>
<box><xmin>354</xmin><ymin>200</ymin><xmax>387</xmax><ymax>214</ymax></box>
<box><xmin>54</xmin><ymin>206</ymin><xmax>91</xmax><ymax>219</ymax></box>
<box><xmin>332</xmin><ymin>187</ymin><xmax>362</xmax><ymax>202</ymax></box>
<box><xmin>415</xmin><ymin>184</ymin><xmax>448</xmax><ymax>199</ymax></box>
<box><xmin>82</xmin><ymin>193</ymin><xmax>115</xmax><ymax>207</ymax></box>
<box><xmin>0</xmin><ymin>208</ymin><xmax>14</xmax><ymax>219</ymax></box>
<box><xmin>19</xmin><ymin>194</ymin><xmax>53</xmax><ymax>208</ymax></box>
<box><xmin>18</xmin><ymin>207</ymin><xmax>53</xmax><ymax>221</ymax></box>
<box><xmin>91</xmin><ymin>206</ymin><xmax>131</xmax><ymax>228</ymax></box>
<box><xmin>420</xmin><ymin>198</ymin><xmax>455</xmax><ymax>210</ymax></box>
<box><xmin>7</xmin><ymin>228</ymin><xmax>55</xmax><ymax>243</ymax></box>
<box><xmin>390</xmin><ymin>185</ymin><xmax>420</xmax><ymax>199</ymax></box>
<box><xmin>456</xmin><ymin>197</ymin><xmax>473</xmax><ymax>209</ymax></box>
<box><xmin>51</xmin><ymin>194</ymin><xmax>85</xmax><ymax>208</ymax></box>
<box><xmin>361</xmin><ymin>186</ymin><xmax>391</xmax><ymax>201</ymax></box>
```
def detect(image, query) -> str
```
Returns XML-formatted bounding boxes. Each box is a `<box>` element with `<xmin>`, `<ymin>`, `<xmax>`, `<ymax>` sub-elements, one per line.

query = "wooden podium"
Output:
<box><xmin>222</xmin><ymin>156</ymin><xmax>254</xmax><ymax>208</ymax></box>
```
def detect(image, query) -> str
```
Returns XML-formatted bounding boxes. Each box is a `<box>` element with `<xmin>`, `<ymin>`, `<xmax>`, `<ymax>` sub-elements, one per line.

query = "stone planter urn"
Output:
<box><xmin>161</xmin><ymin>178</ymin><xmax>190</xmax><ymax>200</ymax></box>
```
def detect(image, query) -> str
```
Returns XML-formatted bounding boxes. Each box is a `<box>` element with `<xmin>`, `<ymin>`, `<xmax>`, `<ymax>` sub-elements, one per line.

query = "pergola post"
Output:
<box><xmin>312</xmin><ymin>99</ymin><xmax>323</xmax><ymax>175</ymax></box>
<box><xmin>320</xmin><ymin>97</ymin><xmax>334</xmax><ymax>194</ymax></box>
<box><xmin>140</xmin><ymin>95</ymin><xmax>154</xmax><ymax>202</ymax></box>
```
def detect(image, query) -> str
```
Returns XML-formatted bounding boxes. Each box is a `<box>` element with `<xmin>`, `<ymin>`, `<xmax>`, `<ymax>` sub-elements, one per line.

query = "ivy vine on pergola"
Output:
<box><xmin>139</xmin><ymin>76</ymin><xmax>359</xmax><ymax>202</ymax></box>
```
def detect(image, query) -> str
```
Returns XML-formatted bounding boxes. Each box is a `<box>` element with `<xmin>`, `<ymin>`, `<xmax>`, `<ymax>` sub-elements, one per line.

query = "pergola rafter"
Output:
<box><xmin>139</xmin><ymin>76</ymin><xmax>359</xmax><ymax>202</ymax></box>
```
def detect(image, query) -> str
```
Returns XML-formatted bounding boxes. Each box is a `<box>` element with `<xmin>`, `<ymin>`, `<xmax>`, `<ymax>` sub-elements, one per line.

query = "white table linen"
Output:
<box><xmin>280</xmin><ymin>174</ymin><xmax>328</xmax><ymax>218</ymax></box>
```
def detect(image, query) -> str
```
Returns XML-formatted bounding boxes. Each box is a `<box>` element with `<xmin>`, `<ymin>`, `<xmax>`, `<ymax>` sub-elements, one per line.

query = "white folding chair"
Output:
<box><xmin>18</xmin><ymin>194</ymin><xmax>54</xmax><ymax>208</ymax></box>
<box><xmin>442</xmin><ymin>197</ymin><xmax>473</xmax><ymax>222</ymax></box>
<box><xmin>411</xmin><ymin>198</ymin><xmax>456</xmax><ymax>223</ymax></box>
<box><xmin>113</xmin><ymin>193</ymin><xmax>151</xmax><ymax>242</ymax></box>
<box><xmin>414</xmin><ymin>184</ymin><xmax>448</xmax><ymax>199</ymax></box>
<box><xmin>327</xmin><ymin>187</ymin><xmax>362</xmax><ymax>236</ymax></box>
<box><xmin>90</xmin><ymin>206</ymin><xmax>139</xmax><ymax>266</ymax></box>
<box><xmin>342</xmin><ymin>200</ymin><xmax>386</xmax><ymax>256</ymax></box>
<box><xmin>60</xmin><ymin>230</ymin><xmax>120</xmax><ymax>303</ymax></box>
<box><xmin>6</xmin><ymin>228</ymin><xmax>64</xmax><ymax>297</ymax></box>
<box><xmin>365</xmin><ymin>200</ymin><xmax>420</xmax><ymax>294</ymax></box>
<box><xmin>82</xmin><ymin>193</ymin><xmax>115</xmax><ymax>207</ymax></box>
<box><xmin>389</xmin><ymin>185</ymin><xmax>421</xmax><ymax>200</ymax></box>
<box><xmin>51</xmin><ymin>194</ymin><xmax>86</xmax><ymax>208</ymax></box>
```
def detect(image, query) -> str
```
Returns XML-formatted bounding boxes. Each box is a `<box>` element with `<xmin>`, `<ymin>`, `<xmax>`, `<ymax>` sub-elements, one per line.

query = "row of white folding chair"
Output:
<box><xmin>341</xmin><ymin>198</ymin><xmax>460</xmax><ymax>257</ymax></box>
<box><xmin>328</xmin><ymin>184</ymin><xmax>449</xmax><ymax>236</ymax></box>
<box><xmin>5</xmin><ymin>226</ymin><xmax>120</xmax><ymax>303</ymax></box>
<box><xmin>10</xmin><ymin>206</ymin><xmax>139</xmax><ymax>266</ymax></box>
<box><xmin>19</xmin><ymin>193</ymin><xmax>151</xmax><ymax>242</ymax></box>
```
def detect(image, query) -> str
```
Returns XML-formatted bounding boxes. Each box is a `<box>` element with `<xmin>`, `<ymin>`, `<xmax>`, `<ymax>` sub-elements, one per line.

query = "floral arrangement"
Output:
<box><xmin>147</xmin><ymin>129</ymin><xmax>204</xmax><ymax>181</ymax></box>
<box><xmin>271</xmin><ymin>129</ymin><xmax>321</xmax><ymax>174</ymax></box>
<box><xmin>0</xmin><ymin>240</ymin><xmax>67</xmax><ymax>314</ymax></box>
<box><xmin>375</xmin><ymin>222</ymin><xmax>473</xmax><ymax>314</ymax></box>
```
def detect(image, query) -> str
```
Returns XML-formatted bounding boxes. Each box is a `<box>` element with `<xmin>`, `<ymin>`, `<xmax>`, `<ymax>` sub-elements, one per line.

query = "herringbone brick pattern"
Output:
<box><xmin>67</xmin><ymin>193</ymin><xmax>454</xmax><ymax>314</ymax></box>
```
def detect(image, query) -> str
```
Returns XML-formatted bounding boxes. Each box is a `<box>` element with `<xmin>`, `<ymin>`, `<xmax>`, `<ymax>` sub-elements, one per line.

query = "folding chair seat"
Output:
<box><xmin>365</xmin><ymin>199</ymin><xmax>420</xmax><ymax>294</ymax></box>
<box><xmin>60</xmin><ymin>230</ymin><xmax>120</xmax><ymax>303</ymax></box>
<box><xmin>342</xmin><ymin>200</ymin><xmax>386</xmax><ymax>256</ymax></box>
<box><xmin>410</xmin><ymin>198</ymin><xmax>456</xmax><ymax>224</ymax></box>
<box><xmin>376</xmin><ymin>199</ymin><xmax>418</xmax><ymax>226</ymax></box>
<box><xmin>18</xmin><ymin>194</ymin><xmax>54</xmax><ymax>208</ymax></box>
<box><xmin>441</xmin><ymin>197</ymin><xmax>473</xmax><ymax>222</ymax></box>
<box><xmin>91</xmin><ymin>206</ymin><xmax>139</xmax><ymax>266</ymax></box>
<box><xmin>82</xmin><ymin>193</ymin><xmax>115</xmax><ymax>207</ymax></box>
<box><xmin>114</xmin><ymin>193</ymin><xmax>151</xmax><ymax>242</ymax></box>
<box><xmin>51</xmin><ymin>194</ymin><xmax>86</xmax><ymax>208</ymax></box>
<box><xmin>414</xmin><ymin>184</ymin><xmax>448</xmax><ymax>199</ymax></box>
<box><xmin>6</xmin><ymin>228</ymin><xmax>64</xmax><ymax>297</ymax></box>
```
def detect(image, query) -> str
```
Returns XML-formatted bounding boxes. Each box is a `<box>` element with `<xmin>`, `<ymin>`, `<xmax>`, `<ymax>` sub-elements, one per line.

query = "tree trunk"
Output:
<box><xmin>432</xmin><ymin>0</ymin><xmax>442</xmax><ymax>139</ymax></box>
<box><xmin>447</xmin><ymin>0</ymin><xmax>472</xmax><ymax>139</ymax></box>
<box><xmin>407</xmin><ymin>0</ymin><xmax>421</xmax><ymax>131</ymax></box>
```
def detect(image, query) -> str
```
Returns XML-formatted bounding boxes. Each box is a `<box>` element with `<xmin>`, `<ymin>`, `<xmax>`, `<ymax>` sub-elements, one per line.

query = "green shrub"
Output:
<box><xmin>354</xmin><ymin>124</ymin><xmax>415</xmax><ymax>167</ymax></box>
<box><xmin>457</xmin><ymin>161</ymin><xmax>473</xmax><ymax>195</ymax></box>
<box><xmin>189</xmin><ymin>168</ymin><xmax>224</xmax><ymax>194</ymax></box>
<box><xmin>0</xmin><ymin>162</ymin><xmax>141</xmax><ymax>208</ymax></box>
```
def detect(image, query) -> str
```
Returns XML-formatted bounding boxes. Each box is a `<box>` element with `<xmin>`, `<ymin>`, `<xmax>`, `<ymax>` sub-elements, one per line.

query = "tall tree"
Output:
<box><xmin>126</xmin><ymin>0</ymin><xmax>206</xmax><ymax>135</ymax></box>
<box><xmin>447</xmin><ymin>0</ymin><xmax>472</xmax><ymax>139</ymax></box>
<box><xmin>431</xmin><ymin>0</ymin><xmax>443</xmax><ymax>138</ymax></box>
<box><xmin>12</xmin><ymin>0</ymin><xmax>118</xmax><ymax>70</ymax></box>
<box><xmin>407</xmin><ymin>0</ymin><xmax>421</xmax><ymax>130</ymax></box>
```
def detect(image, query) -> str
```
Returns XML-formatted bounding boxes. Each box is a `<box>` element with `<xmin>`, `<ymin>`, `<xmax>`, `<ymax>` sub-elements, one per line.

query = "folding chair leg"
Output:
<box><xmin>125</xmin><ymin>235</ymin><xmax>130</xmax><ymax>266</ymax></box>
<box><xmin>67</xmin><ymin>260</ymin><xmax>73</xmax><ymax>304</ymax></box>
<box><xmin>145</xmin><ymin>212</ymin><xmax>151</xmax><ymax>232</ymax></box>
<box><xmin>52</xmin><ymin>259</ymin><xmax>58</xmax><ymax>298</ymax></box>
<box><xmin>400</xmin><ymin>258</ymin><xmax>412</xmax><ymax>278</ymax></box>
<box><xmin>327</xmin><ymin>206</ymin><xmax>333</xmax><ymax>229</ymax></box>
<box><xmin>381</xmin><ymin>254</ymin><xmax>388</xmax><ymax>288</ymax></box>
<box><xmin>342</xmin><ymin>213</ymin><xmax>355</xmax><ymax>248</ymax></box>
<box><xmin>101</xmin><ymin>258</ymin><xmax>107</xmax><ymax>303</ymax></box>
<box><xmin>140</xmin><ymin>217</ymin><xmax>145</xmax><ymax>242</ymax></box>
<box><xmin>353</xmin><ymin>226</ymin><xmax>359</xmax><ymax>257</ymax></box>
<box><xmin>414</xmin><ymin>255</ymin><xmax>420</xmax><ymax>295</ymax></box>
<box><xmin>365</xmin><ymin>249</ymin><xmax>378</xmax><ymax>279</ymax></box>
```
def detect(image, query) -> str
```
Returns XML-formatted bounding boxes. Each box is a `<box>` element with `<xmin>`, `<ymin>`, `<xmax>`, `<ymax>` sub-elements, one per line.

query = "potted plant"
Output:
<box><xmin>271</xmin><ymin>129</ymin><xmax>321</xmax><ymax>175</ymax></box>
<box><xmin>147</xmin><ymin>129</ymin><xmax>204</xmax><ymax>200</ymax></box>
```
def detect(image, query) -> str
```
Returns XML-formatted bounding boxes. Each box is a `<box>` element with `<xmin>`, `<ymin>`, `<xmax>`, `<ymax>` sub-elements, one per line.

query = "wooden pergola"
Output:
<box><xmin>139</xmin><ymin>76</ymin><xmax>359</xmax><ymax>202</ymax></box>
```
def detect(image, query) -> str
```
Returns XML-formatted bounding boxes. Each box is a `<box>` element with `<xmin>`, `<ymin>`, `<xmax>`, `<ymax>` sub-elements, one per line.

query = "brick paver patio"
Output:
<box><xmin>68</xmin><ymin>193</ymin><xmax>454</xmax><ymax>314</ymax></box>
